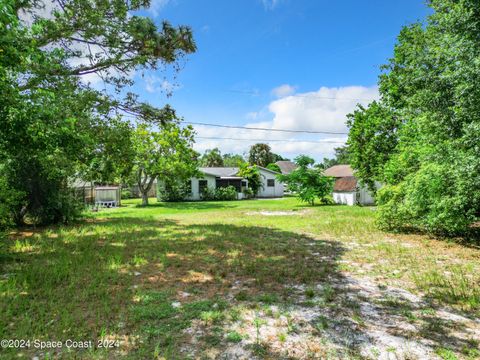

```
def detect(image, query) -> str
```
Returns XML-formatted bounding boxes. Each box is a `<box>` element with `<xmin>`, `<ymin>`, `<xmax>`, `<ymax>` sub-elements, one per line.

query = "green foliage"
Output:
<box><xmin>319</xmin><ymin>146</ymin><xmax>352</xmax><ymax>170</ymax></box>
<box><xmin>0</xmin><ymin>175</ymin><xmax>24</xmax><ymax>230</ymax></box>
<box><xmin>223</xmin><ymin>153</ymin><xmax>246</xmax><ymax>167</ymax></box>
<box><xmin>347</xmin><ymin>102</ymin><xmax>398</xmax><ymax>193</ymax></box>
<box><xmin>198</xmin><ymin>185</ymin><xmax>238</xmax><ymax>201</ymax></box>
<box><xmin>266</xmin><ymin>163</ymin><xmax>281</xmax><ymax>173</ymax></box>
<box><xmin>213</xmin><ymin>186</ymin><xmax>238</xmax><ymax>201</ymax></box>
<box><xmin>158</xmin><ymin>179</ymin><xmax>192</xmax><ymax>202</ymax></box>
<box><xmin>200</xmin><ymin>148</ymin><xmax>224</xmax><ymax>167</ymax></box>
<box><xmin>272</xmin><ymin>153</ymin><xmax>289</xmax><ymax>162</ymax></box>
<box><xmin>121</xmin><ymin>189</ymin><xmax>134</xmax><ymax>199</ymax></box>
<box><xmin>0</xmin><ymin>0</ymin><xmax>196</xmax><ymax>225</ymax></box>
<box><xmin>248</xmin><ymin>143</ymin><xmax>275</xmax><ymax>167</ymax></box>
<box><xmin>226</xmin><ymin>331</ymin><xmax>243</xmax><ymax>343</ymax></box>
<box><xmin>278</xmin><ymin>155</ymin><xmax>334</xmax><ymax>206</ymax></box>
<box><xmin>238</xmin><ymin>164</ymin><xmax>262</xmax><ymax>196</ymax></box>
<box><xmin>200</xmin><ymin>186</ymin><xmax>217</xmax><ymax>201</ymax></box>
<box><xmin>346</xmin><ymin>0</ymin><xmax>480</xmax><ymax>235</ymax></box>
<box><xmin>242</xmin><ymin>188</ymin><xmax>254</xmax><ymax>199</ymax></box>
<box><xmin>131</xmin><ymin>122</ymin><xmax>199</xmax><ymax>205</ymax></box>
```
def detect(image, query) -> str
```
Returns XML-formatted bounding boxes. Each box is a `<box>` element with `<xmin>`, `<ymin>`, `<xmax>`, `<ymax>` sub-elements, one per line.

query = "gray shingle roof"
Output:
<box><xmin>324</xmin><ymin>165</ymin><xmax>354</xmax><ymax>177</ymax></box>
<box><xmin>275</xmin><ymin>161</ymin><xmax>297</xmax><ymax>174</ymax></box>
<box><xmin>199</xmin><ymin>167</ymin><xmax>239</xmax><ymax>177</ymax></box>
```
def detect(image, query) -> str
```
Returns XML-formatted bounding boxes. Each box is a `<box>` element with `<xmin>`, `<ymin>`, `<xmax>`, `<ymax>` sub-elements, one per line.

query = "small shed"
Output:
<box><xmin>95</xmin><ymin>186</ymin><xmax>121</xmax><ymax>207</ymax></box>
<box><xmin>324</xmin><ymin>165</ymin><xmax>376</xmax><ymax>206</ymax></box>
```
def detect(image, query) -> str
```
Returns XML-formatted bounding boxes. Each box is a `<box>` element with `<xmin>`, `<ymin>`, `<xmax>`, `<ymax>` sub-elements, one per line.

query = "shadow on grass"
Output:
<box><xmin>134</xmin><ymin>201</ymin><xmax>238</xmax><ymax>211</ymax></box>
<box><xmin>1</xmin><ymin>217</ymin><xmax>478</xmax><ymax>359</ymax></box>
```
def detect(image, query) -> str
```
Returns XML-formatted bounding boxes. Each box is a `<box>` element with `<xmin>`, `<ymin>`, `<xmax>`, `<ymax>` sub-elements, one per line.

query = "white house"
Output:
<box><xmin>324</xmin><ymin>165</ymin><xmax>376</xmax><ymax>206</ymax></box>
<box><xmin>257</xmin><ymin>166</ymin><xmax>284</xmax><ymax>198</ymax></box>
<box><xmin>160</xmin><ymin>166</ymin><xmax>284</xmax><ymax>201</ymax></box>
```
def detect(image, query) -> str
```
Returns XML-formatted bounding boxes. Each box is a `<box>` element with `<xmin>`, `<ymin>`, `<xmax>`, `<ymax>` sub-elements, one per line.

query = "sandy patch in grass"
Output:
<box><xmin>180</xmin><ymin>274</ymin><xmax>480</xmax><ymax>359</ymax></box>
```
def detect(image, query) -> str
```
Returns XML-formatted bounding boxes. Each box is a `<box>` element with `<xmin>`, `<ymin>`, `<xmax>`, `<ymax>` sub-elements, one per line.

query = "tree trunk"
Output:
<box><xmin>141</xmin><ymin>192</ymin><xmax>149</xmax><ymax>206</ymax></box>
<box><xmin>137</xmin><ymin>168</ymin><xmax>156</xmax><ymax>207</ymax></box>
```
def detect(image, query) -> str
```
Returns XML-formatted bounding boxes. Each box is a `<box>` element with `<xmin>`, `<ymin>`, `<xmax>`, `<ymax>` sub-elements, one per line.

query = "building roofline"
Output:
<box><xmin>257</xmin><ymin>166</ymin><xmax>281</xmax><ymax>175</ymax></box>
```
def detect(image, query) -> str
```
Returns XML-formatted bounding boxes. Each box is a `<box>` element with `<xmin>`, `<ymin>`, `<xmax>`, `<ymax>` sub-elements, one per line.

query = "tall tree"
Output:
<box><xmin>347</xmin><ymin>0</ymin><xmax>480</xmax><ymax>235</ymax></box>
<box><xmin>223</xmin><ymin>153</ymin><xmax>246</xmax><ymax>167</ymax></box>
<box><xmin>238</xmin><ymin>164</ymin><xmax>262</xmax><ymax>196</ymax></box>
<box><xmin>132</xmin><ymin>121</ymin><xmax>198</xmax><ymax>206</ymax></box>
<box><xmin>200</xmin><ymin>148</ymin><xmax>224</xmax><ymax>167</ymax></box>
<box><xmin>319</xmin><ymin>146</ymin><xmax>353</xmax><ymax>170</ymax></box>
<box><xmin>278</xmin><ymin>155</ymin><xmax>334</xmax><ymax>206</ymax></box>
<box><xmin>0</xmin><ymin>0</ymin><xmax>195</xmax><ymax>225</ymax></box>
<box><xmin>248</xmin><ymin>143</ymin><xmax>274</xmax><ymax>167</ymax></box>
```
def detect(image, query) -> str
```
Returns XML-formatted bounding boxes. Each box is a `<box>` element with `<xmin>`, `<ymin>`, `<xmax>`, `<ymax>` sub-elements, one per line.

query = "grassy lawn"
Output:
<box><xmin>1</xmin><ymin>197</ymin><xmax>479</xmax><ymax>359</ymax></box>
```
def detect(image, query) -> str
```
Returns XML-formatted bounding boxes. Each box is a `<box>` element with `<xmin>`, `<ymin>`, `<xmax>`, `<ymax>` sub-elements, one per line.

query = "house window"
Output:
<box><xmin>267</xmin><ymin>179</ymin><xmax>275</xmax><ymax>187</ymax></box>
<box><xmin>216</xmin><ymin>179</ymin><xmax>242</xmax><ymax>192</ymax></box>
<box><xmin>199</xmin><ymin>180</ymin><xmax>208</xmax><ymax>193</ymax></box>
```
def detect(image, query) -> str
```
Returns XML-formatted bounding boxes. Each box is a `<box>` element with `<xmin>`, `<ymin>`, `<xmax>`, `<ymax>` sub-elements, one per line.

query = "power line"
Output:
<box><xmin>196</xmin><ymin>136</ymin><xmax>346</xmax><ymax>144</ymax></box>
<box><xmin>185</xmin><ymin>121</ymin><xmax>349</xmax><ymax>135</ymax></box>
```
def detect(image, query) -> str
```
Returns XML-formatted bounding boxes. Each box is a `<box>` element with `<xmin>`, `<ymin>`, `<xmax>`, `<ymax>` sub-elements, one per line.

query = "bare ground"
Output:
<box><xmin>178</xmin><ymin>246</ymin><xmax>480</xmax><ymax>360</ymax></box>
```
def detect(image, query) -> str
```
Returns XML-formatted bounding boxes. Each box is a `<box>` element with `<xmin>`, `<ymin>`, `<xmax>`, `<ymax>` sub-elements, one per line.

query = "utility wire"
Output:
<box><xmin>196</xmin><ymin>136</ymin><xmax>346</xmax><ymax>144</ymax></box>
<box><xmin>185</xmin><ymin>121</ymin><xmax>349</xmax><ymax>135</ymax></box>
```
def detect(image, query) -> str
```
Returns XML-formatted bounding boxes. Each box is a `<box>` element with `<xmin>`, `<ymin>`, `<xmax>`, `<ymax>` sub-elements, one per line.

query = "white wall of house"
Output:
<box><xmin>333</xmin><ymin>185</ymin><xmax>376</xmax><ymax>206</ymax></box>
<box><xmin>333</xmin><ymin>191</ymin><xmax>356</xmax><ymax>206</ymax></box>
<box><xmin>358</xmin><ymin>186</ymin><xmax>375</xmax><ymax>205</ymax></box>
<box><xmin>257</xmin><ymin>168</ymin><xmax>284</xmax><ymax>198</ymax></box>
<box><xmin>187</xmin><ymin>174</ymin><xmax>217</xmax><ymax>200</ymax></box>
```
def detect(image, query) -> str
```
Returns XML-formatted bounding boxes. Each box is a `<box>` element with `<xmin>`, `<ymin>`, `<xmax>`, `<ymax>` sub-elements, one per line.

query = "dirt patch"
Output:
<box><xmin>180</xmin><ymin>274</ymin><xmax>480</xmax><ymax>359</ymax></box>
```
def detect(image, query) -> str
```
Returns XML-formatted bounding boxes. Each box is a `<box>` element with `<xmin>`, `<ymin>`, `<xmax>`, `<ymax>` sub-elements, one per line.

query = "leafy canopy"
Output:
<box><xmin>248</xmin><ymin>143</ymin><xmax>275</xmax><ymax>167</ymax></box>
<box><xmin>278</xmin><ymin>155</ymin><xmax>334</xmax><ymax>206</ymax></box>
<box><xmin>200</xmin><ymin>148</ymin><xmax>224</xmax><ymax>167</ymax></box>
<box><xmin>132</xmin><ymin>121</ymin><xmax>199</xmax><ymax>206</ymax></box>
<box><xmin>346</xmin><ymin>0</ymin><xmax>480</xmax><ymax>235</ymax></box>
<box><xmin>238</xmin><ymin>164</ymin><xmax>262</xmax><ymax>196</ymax></box>
<box><xmin>0</xmin><ymin>0</ymin><xmax>195</xmax><ymax>225</ymax></box>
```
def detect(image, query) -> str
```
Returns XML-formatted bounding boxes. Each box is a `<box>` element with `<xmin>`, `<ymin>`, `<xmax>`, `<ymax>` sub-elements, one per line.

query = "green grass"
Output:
<box><xmin>0</xmin><ymin>197</ymin><xmax>479</xmax><ymax>359</ymax></box>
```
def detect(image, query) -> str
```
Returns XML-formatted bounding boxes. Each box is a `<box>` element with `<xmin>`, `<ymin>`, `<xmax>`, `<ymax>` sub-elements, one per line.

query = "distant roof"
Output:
<box><xmin>258</xmin><ymin>166</ymin><xmax>281</xmax><ymax>174</ymax></box>
<box><xmin>95</xmin><ymin>186</ymin><xmax>120</xmax><ymax>190</ymax></box>
<box><xmin>333</xmin><ymin>176</ymin><xmax>357</xmax><ymax>192</ymax></box>
<box><xmin>275</xmin><ymin>161</ymin><xmax>297</xmax><ymax>174</ymax></box>
<box><xmin>199</xmin><ymin>167</ymin><xmax>239</xmax><ymax>177</ymax></box>
<box><xmin>324</xmin><ymin>164</ymin><xmax>354</xmax><ymax>177</ymax></box>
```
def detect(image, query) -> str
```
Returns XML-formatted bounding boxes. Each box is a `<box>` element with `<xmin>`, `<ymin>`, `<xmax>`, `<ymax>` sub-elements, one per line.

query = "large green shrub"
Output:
<box><xmin>200</xmin><ymin>187</ymin><xmax>216</xmax><ymax>201</ymax></box>
<box><xmin>347</xmin><ymin>0</ymin><xmax>480</xmax><ymax>235</ymax></box>
<box><xmin>238</xmin><ymin>164</ymin><xmax>262</xmax><ymax>196</ymax></box>
<box><xmin>158</xmin><ymin>180</ymin><xmax>192</xmax><ymax>202</ymax></box>
<box><xmin>214</xmin><ymin>186</ymin><xmax>238</xmax><ymax>201</ymax></box>
<box><xmin>199</xmin><ymin>186</ymin><xmax>238</xmax><ymax>201</ymax></box>
<box><xmin>0</xmin><ymin>176</ymin><xmax>23</xmax><ymax>231</ymax></box>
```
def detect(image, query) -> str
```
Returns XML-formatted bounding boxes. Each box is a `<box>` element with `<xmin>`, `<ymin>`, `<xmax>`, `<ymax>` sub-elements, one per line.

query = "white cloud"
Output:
<box><xmin>271</xmin><ymin>84</ymin><xmax>296</xmax><ymax>98</ymax></box>
<box><xmin>261</xmin><ymin>0</ymin><xmax>281</xmax><ymax>10</ymax></box>
<box><xmin>268</xmin><ymin>85</ymin><xmax>379</xmax><ymax>133</ymax></box>
<box><xmin>149</xmin><ymin>0</ymin><xmax>170</xmax><ymax>16</ymax></box>
<box><xmin>191</xmin><ymin>85</ymin><xmax>378</xmax><ymax>161</ymax></box>
<box><xmin>145</xmin><ymin>75</ymin><xmax>179</xmax><ymax>94</ymax></box>
<box><xmin>19</xmin><ymin>0</ymin><xmax>57</xmax><ymax>25</ymax></box>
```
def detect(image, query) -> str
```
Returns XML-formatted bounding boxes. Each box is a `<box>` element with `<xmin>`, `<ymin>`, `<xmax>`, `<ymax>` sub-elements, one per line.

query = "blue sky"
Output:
<box><xmin>133</xmin><ymin>0</ymin><xmax>430</xmax><ymax>161</ymax></box>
